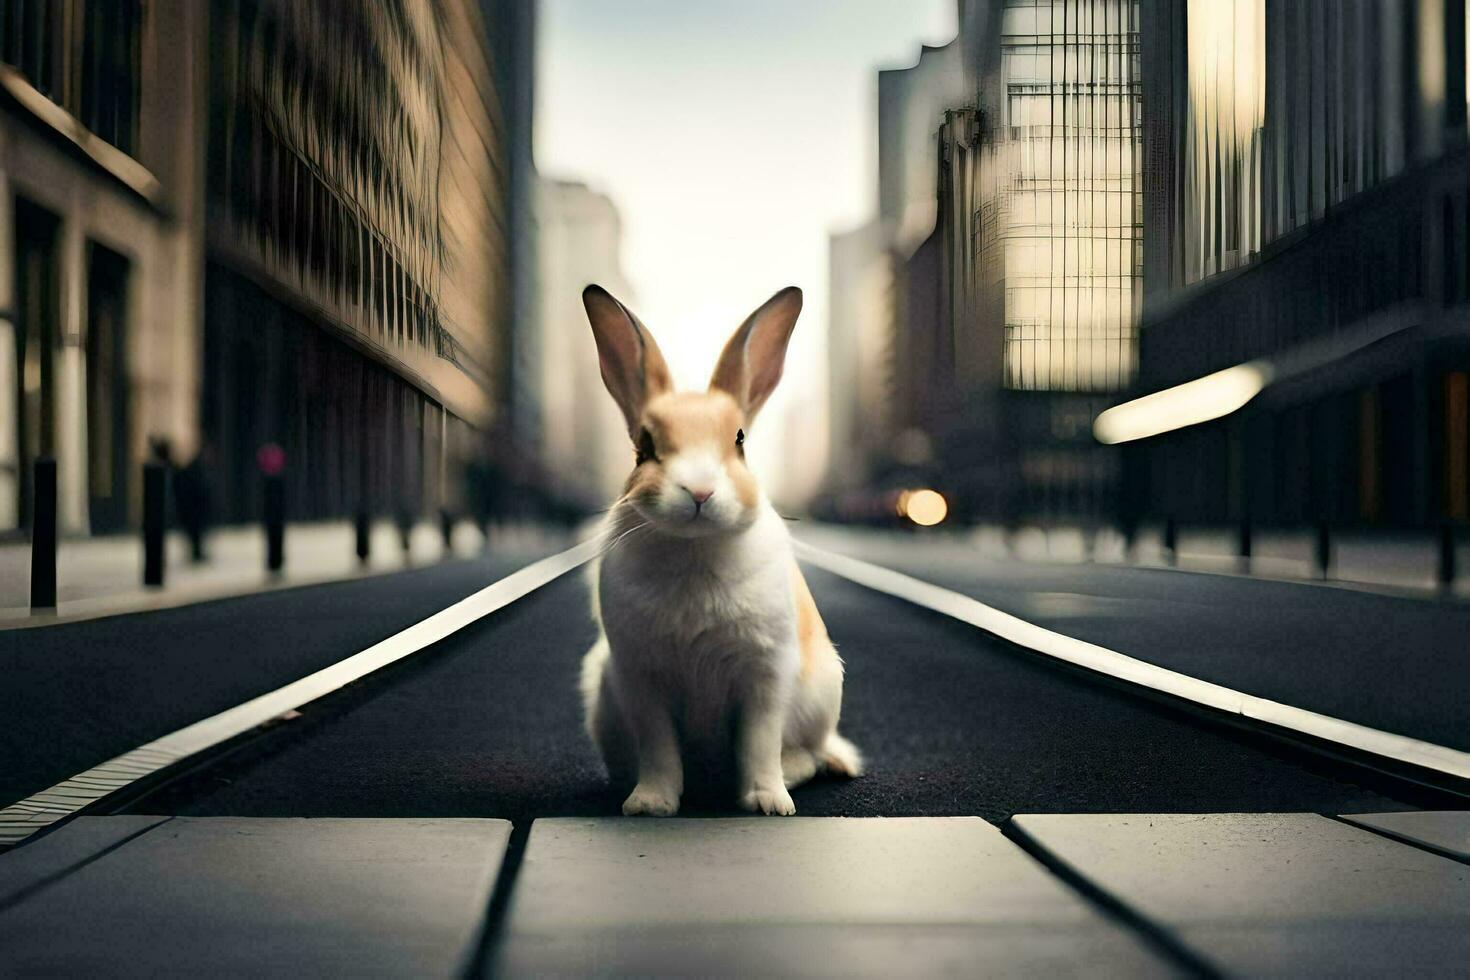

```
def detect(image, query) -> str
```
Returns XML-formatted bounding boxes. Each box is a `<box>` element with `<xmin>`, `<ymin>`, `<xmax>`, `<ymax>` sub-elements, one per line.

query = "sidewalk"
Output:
<box><xmin>2</xmin><ymin>812</ymin><xmax>1466</xmax><ymax>976</ymax></box>
<box><xmin>957</xmin><ymin>522</ymin><xmax>1470</xmax><ymax>599</ymax></box>
<box><xmin>0</xmin><ymin>520</ymin><xmax>565</xmax><ymax>627</ymax></box>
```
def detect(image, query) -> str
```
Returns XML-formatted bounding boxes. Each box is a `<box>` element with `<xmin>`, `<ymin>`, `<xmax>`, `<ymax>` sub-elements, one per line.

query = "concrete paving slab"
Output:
<box><xmin>0</xmin><ymin>816</ymin><xmax>169</xmax><ymax>907</ymax></box>
<box><xmin>493</xmin><ymin>817</ymin><xmax>1171</xmax><ymax>978</ymax></box>
<box><xmin>1339</xmin><ymin>810</ymin><xmax>1470</xmax><ymax>862</ymax></box>
<box><xmin>1013</xmin><ymin>812</ymin><xmax>1470</xmax><ymax>977</ymax></box>
<box><xmin>0</xmin><ymin>817</ymin><xmax>510</xmax><ymax>977</ymax></box>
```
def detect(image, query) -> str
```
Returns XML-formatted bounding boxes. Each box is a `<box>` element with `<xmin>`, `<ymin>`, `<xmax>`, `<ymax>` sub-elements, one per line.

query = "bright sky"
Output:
<box><xmin>536</xmin><ymin>0</ymin><xmax>956</xmax><ymax>502</ymax></box>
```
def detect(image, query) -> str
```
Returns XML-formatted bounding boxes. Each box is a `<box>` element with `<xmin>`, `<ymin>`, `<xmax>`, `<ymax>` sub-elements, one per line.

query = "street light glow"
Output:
<box><xmin>904</xmin><ymin>489</ymin><xmax>948</xmax><ymax>526</ymax></box>
<box><xmin>1093</xmin><ymin>361</ymin><xmax>1274</xmax><ymax>445</ymax></box>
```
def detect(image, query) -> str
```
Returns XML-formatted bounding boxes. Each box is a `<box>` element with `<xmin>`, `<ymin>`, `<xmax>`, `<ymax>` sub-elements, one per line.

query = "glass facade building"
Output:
<box><xmin>0</xmin><ymin>0</ymin><xmax>528</xmax><ymax>534</ymax></box>
<box><xmin>1131</xmin><ymin>0</ymin><xmax>1470</xmax><ymax>530</ymax></box>
<box><xmin>839</xmin><ymin>0</ymin><xmax>1470</xmax><ymax>530</ymax></box>
<box><xmin>982</xmin><ymin>0</ymin><xmax>1143</xmax><ymax>392</ymax></box>
<box><xmin>827</xmin><ymin>0</ymin><xmax>1148</xmax><ymax>519</ymax></box>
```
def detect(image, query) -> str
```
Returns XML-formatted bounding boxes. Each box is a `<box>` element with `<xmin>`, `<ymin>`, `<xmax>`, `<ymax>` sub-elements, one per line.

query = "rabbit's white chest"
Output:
<box><xmin>595</xmin><ymin>508</ymin><xmax>799</xmax><ymax>699</ymax></box>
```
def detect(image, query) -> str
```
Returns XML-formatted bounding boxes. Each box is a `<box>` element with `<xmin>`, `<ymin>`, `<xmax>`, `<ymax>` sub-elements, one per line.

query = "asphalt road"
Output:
<box><xmin>799</xmin><ymin>527</ymin><xmax>1470</xmax><ymax>752</ymax></box>
<box><xmin>132</xmin><ymin>563</ymin><xmax>1412</xmax><ymax>823</ymax></box>
<box><xmin>0</xmin><ymin>547</ymin><xmax>559</xmax><ymax>805</ymax></box>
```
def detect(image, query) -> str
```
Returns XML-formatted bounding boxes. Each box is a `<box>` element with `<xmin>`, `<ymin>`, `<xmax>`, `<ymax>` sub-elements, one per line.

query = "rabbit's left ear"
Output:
<box><xmin>709</xmin><ymin>286</ymin><xmax>802</xmax><ymax>423</ymax></box>
<box><xmin>583</xmin><ymin>285</ymin><xmax>673</xmax><ymax>438</ymax></box>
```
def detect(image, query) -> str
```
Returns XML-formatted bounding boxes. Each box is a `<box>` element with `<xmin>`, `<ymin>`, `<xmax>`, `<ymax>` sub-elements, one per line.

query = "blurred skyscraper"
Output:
<box><xmin>0</xmin><ymin>0</ymin><xmax>535</xmax><ymax>536</ymax></box>
<box><xmin>482</xmin><ymin>0</ymin><xmax>542</xmax><ymax>459</ymax></box>
<box><xmin>829</xmin><ymin>0</ymin><xmax>1470</xmax><ymax>535</ymax></box>
<box><xmin>829</xmin><ymin>0</ymin><xmax>1139</xmax><ymax>522</ymax></box>
<box><xmin>536</xmin><ymin>177</ymin><xmax>636</xmax><ymax>509</ymax></box>
<box><xmin>1123</xmin><ymin>0</ymin><xmax>1470</xmax><ymax>532</ymax></box>
<box><xmin>1</xmin><ymin>0</ymin><xmax>200</xmax><ymax>536</ymax></box>
<box><xmin>825</xmin><ymin>219</ymin><xmax>893</xmax><ymax>497</ymax></box>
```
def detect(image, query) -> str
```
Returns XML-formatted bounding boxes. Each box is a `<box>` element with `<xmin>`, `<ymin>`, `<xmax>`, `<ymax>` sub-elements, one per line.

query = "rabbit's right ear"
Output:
<box><xmin>582</xmin><ymin>285</ymin><xmax>673</xmax><ymax>437</ymax></box>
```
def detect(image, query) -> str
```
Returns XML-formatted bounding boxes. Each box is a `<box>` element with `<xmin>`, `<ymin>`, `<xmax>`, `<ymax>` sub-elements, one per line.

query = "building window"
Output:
<box><xmin>1184</xmin><ymin>0</ymin><xmax>1263</xmax><ymax>282</ymax></box>
<box><xmin>991</xmin><ymin>0</ymin><xmax>1143</xmax><ymax>393</ymax></box>
<box><xmin>0</xmin><ymin>0</ymin><xmax>142</xmax><ymax>155</ymax></box>
<box><xmin>206</xmin><ymin>0</ymin><xmax>449</xmax><ymax>358</ymax></box>
<box><xmin>79</xmin><ymin>0</ymin><xmax>141</xmax><ymax>154</ymax></box>
<box><xmin>0</xmin><ymin>0</ymin><xmax>62</xmax><ymax>100</ymax></box>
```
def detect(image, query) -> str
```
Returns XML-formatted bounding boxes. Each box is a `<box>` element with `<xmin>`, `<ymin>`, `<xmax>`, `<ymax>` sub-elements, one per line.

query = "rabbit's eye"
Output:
<box><xmin>635</xmin><ymin>428</ymin><xmax>659</xmax><ymax>465</ymax></box>
<box><xmin>735</xmin><ymin>428</ymin><xmax>745</xmax><ymax>456</ymax></box>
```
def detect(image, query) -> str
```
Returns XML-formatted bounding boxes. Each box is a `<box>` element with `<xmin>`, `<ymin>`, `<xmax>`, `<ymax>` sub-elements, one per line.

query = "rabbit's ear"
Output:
<box><xmin>709</xmin><ymin>286</ymin><xmax>802</xmax><ymax>424</ymax></box>
<box><xmin>583</xmin><ymin>285</ymin><xmax>673</xmax><ymax>436</ymax></box>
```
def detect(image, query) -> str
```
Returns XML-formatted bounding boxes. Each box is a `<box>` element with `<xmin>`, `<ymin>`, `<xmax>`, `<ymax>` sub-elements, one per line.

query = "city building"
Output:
<box><xmin>824</xmin><ymin>218</ymin><xmax>893</xmax><ymax>499</ymax></box>
<box><xmin>536</xmin><ymin>177</ymin><xmax>636</xmax><ymax>510</ymax></box>
<box><xmin>482</xmin><ymin>0</ymin><xmax>542</xmax><ymax>459</ymax></box>
<box><xmin>827</xmin><ymin>0</ymin><xmax>1141</xmax><ymax>523</ymax></box>
<box><xmin>1</xmin><ymin>0</ymin><xmax>203</xmax><ymax>535</ymax></box>
<box><xmin>1115</xmin><ymin>0</ymin><xmax>1470</xmax><ymax>532</ymax></box>
<box><xmin>823</xmin><ymin>39</ymin><xmax>963</xmax><ymax>513</ymax></box>
<box><xmin>953</xmin><ymin>0</ymin><xmax>1141</xmax><ymax>521</ymax></box>
<box><xmin>0</xmin><ymin>0</ymin><xmax>531</xmax><ymax>537</ymax></box>
<box><xmin>877</xmin><ymin>40</ymin><xmax>965</xmax><ymax>448</ymax></box>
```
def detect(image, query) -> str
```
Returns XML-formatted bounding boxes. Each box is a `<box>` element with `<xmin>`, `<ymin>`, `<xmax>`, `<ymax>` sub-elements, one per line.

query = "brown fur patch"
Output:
<box><xmin>790</xmin><ymin>561</ymin><xmax>830</xmax><ymax>680</ymax></box>
<box><xmin>636</xmin><ymin>391</ymin><xmax>759</xmax><ymax>508</ymax></box>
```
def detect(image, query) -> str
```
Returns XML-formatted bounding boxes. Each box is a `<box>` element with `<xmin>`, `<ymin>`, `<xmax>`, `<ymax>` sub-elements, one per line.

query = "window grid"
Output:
<box><xmin>988</xmin><ymin>0</ymin><xmax>1143</xmax><ymax>393</ymax></box>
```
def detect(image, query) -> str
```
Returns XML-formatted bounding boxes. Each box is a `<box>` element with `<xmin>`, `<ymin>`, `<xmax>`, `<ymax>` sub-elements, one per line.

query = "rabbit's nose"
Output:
<box><xmin>684</xmin><ymin>486</ymin><xmax>714</xmax><ymax>505</ymax></box>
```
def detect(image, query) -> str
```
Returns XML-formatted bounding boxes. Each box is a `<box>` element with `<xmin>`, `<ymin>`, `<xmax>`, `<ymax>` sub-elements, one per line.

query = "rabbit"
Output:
<box><xmin>579</xmin><ymin>283</ymin><xmax>863</xmax><ymax>817</ymax></box>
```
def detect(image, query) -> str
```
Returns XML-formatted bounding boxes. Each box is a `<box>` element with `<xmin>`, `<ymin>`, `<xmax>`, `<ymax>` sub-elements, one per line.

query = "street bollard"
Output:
<box><xmin>396</xmin><ymin>512</ymin><xmax>413</xmax><ymax>559</ymax></box>
<box><xmin>440</xmin><ymin>509</ymin><xmax>454</xmax><ymax>553</ymax></box>
<box><xmin>1238</xmin><ymin>517</ymin><xmax>1253</xmax><ymax>563</ymax></box>
<box><xmin>30</xmin><ymin>457</ymin><xmax>57</xmax><ymax>609</ymax></box>
<box><xmin>355</xmin><ymin>509</ymin><xmax>371</xmax><ymax>565</ymax></box>
<box><xmin>1314</xmin><ymin>520</ymin><xmax>1331</xmax><ymax>579</ymax></box>
<box><xmin>264</xmin><ymin>475</ymin><xmax>285</xmax><ymax>574</ymax></box>
<box><xmin>143</xmin><ymin>461</ymin><xmax>167</xmax><ymax>587</ymax></box>
<box><xmin>1163</xmin><ymin>516</ymin><xmax>1177</xmax><ymax>566</ymax></box>
<box><xmin>1438</xmin><ymin>521</ymin><xmax>1457</xmax><ymax>591</ymax></box>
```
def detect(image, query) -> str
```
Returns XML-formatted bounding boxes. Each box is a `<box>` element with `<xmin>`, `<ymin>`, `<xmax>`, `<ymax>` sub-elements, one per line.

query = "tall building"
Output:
<box><xmin>971</xmin><ymin>0</ymin><xmax>1142</xmax><ymax>394</ymax></box>
<box><xmin>823</xmin><ymin>40</ymin><xmax>963</xmax><ymax>509</ymax></box>
<box><xmin>827</xmin><ymin>0</ymin><xmax>1141</xmax><ymax>521</ymax></box>
<box><xmin>825</xmin><ymin>219</ymin><xmax>893</xmax><ymax>497</ymax></box>
<box><xmin>482</xmin><ymin>0</ymin><xmax>542</xmax><ymax>457</ymax></box>
<box><xmin>877</xmin><ymin>40</ymin><xmax>965</xmax><ymax>445</ymax></box>
<box><xmin>1</xmin><ymin>0</ymin><xmax>205</xmax><ymax>535</ymax></box>
<box><xmin>0</xmin><ymin>1</ymin><xmax>529</xmax><ymax>536</ymax></box>
<box><xmin>952</xmin><ymin>0</ymin><xmax>1141</xmax><ymax>520</ymax></box>
<box><xmin>1117</xmin><ymin>0</ymin><xmax>1470</xmax><ymax>531</ymax></box>
<box><xmin>536</xmin><ymin>178</ymin><xmax>636</xmax><ymax>509</ymax></box>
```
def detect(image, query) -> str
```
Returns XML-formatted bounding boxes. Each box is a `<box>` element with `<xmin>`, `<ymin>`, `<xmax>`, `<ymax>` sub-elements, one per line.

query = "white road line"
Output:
<box><xmin>795</xmin><ymin>540</ymin><xmax>1470</xmax><ymax>783</ymax></box>
<box><xmin>0</xmin><ymin>540</ymin><xmax>600</xmax><ymax>848</ymax></box>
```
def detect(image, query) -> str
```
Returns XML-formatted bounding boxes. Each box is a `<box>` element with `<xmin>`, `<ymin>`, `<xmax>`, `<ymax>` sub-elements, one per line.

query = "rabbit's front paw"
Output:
<box><xmin>622</xmin><ymin>784</ymin><xmax>680</xmax><ymax>816</ymax></box>
<box><xmin>740</xmin><ymin>785</ymin><xmax>796</xmax><ymax>816</ymax></box>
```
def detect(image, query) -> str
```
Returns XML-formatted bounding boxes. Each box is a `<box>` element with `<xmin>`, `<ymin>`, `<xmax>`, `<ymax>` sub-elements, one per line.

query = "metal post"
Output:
<box><xmin>1238</xmin><ymin>516</ymin><xmax>1252</xmax><ymax>564</ymax></box>
<box><xmin>1314</xmin><ymin>519</ymin><xmax>1331</xmax><ymax>579</ymax></box>
<box><xmin>1163</xmin><ymin>516</ymin><xmax>1177</xmax><ymax>566</ymax></box>
<box><xmin>143</xmin><ymin>460</ymin><xmax>166</xmax><ymax>588</ymax></box>
<box><xmin>440</xmin><ymin>508</ymin><xmax>454</xmax><ymax>553</ymax></box>
<box><xmin>30</xmin><ymin>457</ymin><xmax>57</xmax><ymax>609</ymax></box>
<box><xmin>397</xmin><ymin>511</ymin><xmax>413</xmax><ymax>558</ymax></box>
<box><xmin>264</xmin><ymin>475</ymin><xmax>285</xmax><ymax>574</ymax></box>
<box><xmin>1438</xmin><ymin>521</ymin><xmax>1457</xmax><ymax>591</ymax></box>
<box><xmin>355</xmin><ymin>509</ymin><xmax>371</xmax><ymax>565</ymax></box>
